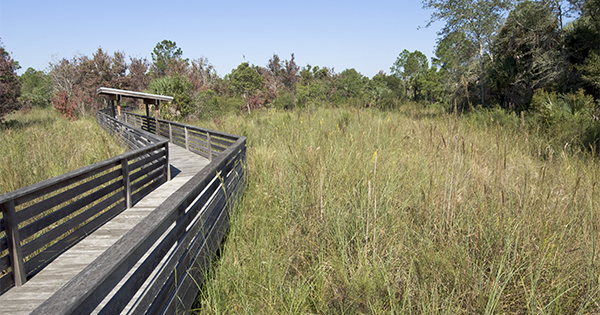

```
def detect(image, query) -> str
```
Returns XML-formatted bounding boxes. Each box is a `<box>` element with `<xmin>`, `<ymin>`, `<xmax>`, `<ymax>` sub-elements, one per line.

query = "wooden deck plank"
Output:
<box><xmin>0</xmin><ymin>143</ymin><xmax>209</xmax><ymax>315</ymax></box>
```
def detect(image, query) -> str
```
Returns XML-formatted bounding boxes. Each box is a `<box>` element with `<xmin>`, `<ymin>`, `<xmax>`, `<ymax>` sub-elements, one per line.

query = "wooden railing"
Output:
<box><xmin>33</xmin><ymin>111</ymin><xmax>247</xmax><ymax>314</ymax></box>
<box><xmin>122</xmin><ymin>111</ymin><xmax>240</xmax><ymax>161</ymax></box>
<box><xmin>98</xmin><ymin>108</ymin><xmax>167</xmax><ymax>150</ymax></box>
<box><xmin>0</xmin><ymin>111</ymin><xmax>170</xmax><ymax>294</ymax></box>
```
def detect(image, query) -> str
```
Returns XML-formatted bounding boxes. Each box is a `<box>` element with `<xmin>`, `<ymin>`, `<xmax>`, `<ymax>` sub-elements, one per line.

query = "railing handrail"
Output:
<box><xmin>123</xmin><ymin>111</ymin><xmax>241</xmax><ymax>141</ymax></box>
<box><xmin>0</xmin><ymin>110</ymin><xmax>171</xmax><ymax>293</ymax></box>
<box><xmin>33</xmin><ymin>137</ymin><xmax>246</xmax><ymax>314</ymax></box>
<box><xmin>0</xmin><ymin>141</ymin><xmax>167</xmax><ymax>206</ymax></box>
<box><xmin>32</xmin><ymin>110</ymin><xmax>247</xmax><ymax>314</ymax></box>
<box><xmin>0</xmin><ymin>111</ymin><xmax>168</xmax><ymax>205</ymax></box>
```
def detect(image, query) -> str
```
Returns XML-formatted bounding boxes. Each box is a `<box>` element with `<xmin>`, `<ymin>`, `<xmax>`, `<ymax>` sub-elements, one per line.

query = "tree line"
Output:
<box><xmin>0</xmin><ymin>0</ymin><xmax>598</xmax><ymax>123</ymax></box>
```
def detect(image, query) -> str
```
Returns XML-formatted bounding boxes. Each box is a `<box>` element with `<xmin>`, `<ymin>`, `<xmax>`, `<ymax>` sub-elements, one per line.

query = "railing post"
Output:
<box><xmin>2</xmin><ymin>200</ymin><xmax>27</xmax><ymax>286</ymax></box>
<box><xmin>169</xmin><ymin>123</ymin><xmax>173</xmax><ymax>143</ymax></box>
<box><xmin>185</xmin><ymin>126</ymin><xmax>189</xmax><ymax>151</ymax></box>
<box><xmin>207</xmin><ymin>132</ymin><xmax>212</xmax><ymax>161</ymax></box>
<box><xmin>121</xmin><ymin>158</ymin><xmax>131</xmax><ymax>209</ymax></box>
<box><xmin>165</xmin><ymin>142</ymin><xmax>171</xmax><ymax>181</ymax></box>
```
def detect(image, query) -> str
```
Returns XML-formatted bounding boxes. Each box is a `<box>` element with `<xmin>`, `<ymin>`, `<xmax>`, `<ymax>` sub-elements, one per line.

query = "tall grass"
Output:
<box><xmin>0</xmin><ymin>108</ymin><xmax>124</xmax><ymax>194</ymax></box>
<box><xmin>192</xmin><ymin>104</ymin><xmax>600</xmax><ymax>313</ymax></box>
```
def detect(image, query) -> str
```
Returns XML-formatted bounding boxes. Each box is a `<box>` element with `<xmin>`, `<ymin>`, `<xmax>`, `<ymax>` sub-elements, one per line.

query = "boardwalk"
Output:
<box><xmin>0</xmin><ymin>144</ymin><xmax>210</xmax><ymax>315</ymax></box>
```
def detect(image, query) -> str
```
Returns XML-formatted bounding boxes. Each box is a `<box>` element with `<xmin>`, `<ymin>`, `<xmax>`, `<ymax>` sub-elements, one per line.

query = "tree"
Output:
<box><xmin>19</xmin><ymin>67</ymin><xmax>52</xmax><ymax>108</ymax></box>
<box><xmin>391</xmin><ymin>49</ymin><xmax>429</xmax><ymax>101</ymax></box>
<box><xmin>281</xmin><ymin>54</ymin><xmax>300</xmax><ymax>92</ymax></box>
<box><xmin>128</xmin><ymin>56</ymin><xmax>150</xmax><ymax>92</ymax></box>
<box><xmin>228</xmin><ymin>62</ymin><xmax>265</xmax><ymax>112</ymax></box>
<box><xmin>422</xmin><ymin>0</ymin><xmax>513</xmax><ymax>106</ymax></box>
<box><xmin>0</xmin><ymin>44</ymin><xmax>21</xmax><ymax>122</ymax></box>
<box><xmin>579</xmin><ymin>50</ymin><xmax>600</xmax><ymax>94</ymax></box>
<box><xmin>336</xmin><ymin>68</ymin><xmax>368</xmax><ymax>100</ymax></box>
<box><xmin>433</xmin><ymin>31</ymin><xmax>478</xmax><ymax>104</ymax></box>
<box><xmin>148</xmin><ymin>74</ymin><xmax>193</xmax><ymax>119</ymax></box>
<box><xmin>188</xmin><ymin>57</ymin><xmax>216</xmax><ymax>92</ymax></box>
<box><xmin>491</xmin><ymin>1</ymin><xmax>563</xmax><ymax>107</ymax></box>
<box><xmin>151</xmin><ymin>40</ymin><xmax>185</xmax><ymax>77</ymax></box>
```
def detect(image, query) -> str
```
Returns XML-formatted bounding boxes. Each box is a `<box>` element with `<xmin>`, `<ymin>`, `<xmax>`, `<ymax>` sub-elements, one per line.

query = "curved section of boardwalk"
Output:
<box><xmin>0</xmin><ymin>144</ymin><xmax>209</xmax><ymax>315</ymax></box>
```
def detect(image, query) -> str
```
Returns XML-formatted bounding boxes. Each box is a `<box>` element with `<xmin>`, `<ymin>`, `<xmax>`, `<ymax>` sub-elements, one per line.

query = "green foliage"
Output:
<box><xmin>335</xmin><ymin>68</ymin><xmax>368</xmax><ymax>101</ymax></box>
<box><xmin>193</xmin><ymin>89</ymin><xmax>243</xmax><ymax>119</ymax></box>
<box><xmin>19</xmin><ymin>67</ymin><xmax>52</xmax><ymax>107</ymax></box>
<box><xmin>151</xmin><ymin>39</ymin><xmax>185</xmax><ymax>77</ymax></box>
<box><xmin>272</xmin><ymin>90</ymin><xmax>295</xmax><ymax>110</ymax></box>
<box><xmin>530</xmin><ymin>88</ymin><xmax>599</xmax><ymax>149</ymax></box>
<box><xmin>423</xmin><ymin>0</ymin><xmax>513</xmax><ymax>106</ymax></box>
<box><xmin>491</xmin><ymin>1</ymin><xmax>562</xmax><ymax>107</ymax></box>
<box><xmin>148</xmin><ymin>74</ymin><xmax>193</xmax><ymax>119</ymax></box>
<box><xmin>0</xmin><ymin>45</ymin><xmax>21</xmax><ymax>122</ymax></box>
<box><xmin>579</xmin><ymin>50</ymin><xmax>600</xmax><ymax>91</ymax></box>
<box><xmin>391</xmin><ymin>50</ymin><xmax>429</xmax><ymax>101</ymax></box>
<box><xmin>369</xmin><ymin>73</ymin><xmax>402</xmax><ymax>109</ymax></box>
<box><xmin>228</xmin><ymin>62</ymin><xmax>264</xmax><ymax>97</ymax></box>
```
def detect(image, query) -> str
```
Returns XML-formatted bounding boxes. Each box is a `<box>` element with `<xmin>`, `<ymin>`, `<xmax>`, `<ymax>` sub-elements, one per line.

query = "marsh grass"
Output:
<box><xmin>0</xmin><ymin>108</ymin><xmax>125</xmax><ymax>280</ymax></box>
<box><xmin>0</xmin><ymin>108</ymin><xmax>124</xmax><ymax>194</ymax></box>
<box><xmin>191</xmin><ymin>104</ymin><xmax>600</xmax><ymax>313</ymax></box>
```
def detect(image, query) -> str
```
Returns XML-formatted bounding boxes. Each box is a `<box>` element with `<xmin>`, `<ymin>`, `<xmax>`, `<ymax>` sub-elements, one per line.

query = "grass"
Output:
<box><xmin>0</xmin><ymin>108</ymin><xmax>125</xmax><ymax>282</ymax></box>
<box><xmin>0</xmin><ymin>108</ymin><xmax>124</xmax><ymax>194</ymax></box>
<box><xmin>189</xmin><ymin>104</ymin><xmax>600</xmax><ymax>313</ymax></box>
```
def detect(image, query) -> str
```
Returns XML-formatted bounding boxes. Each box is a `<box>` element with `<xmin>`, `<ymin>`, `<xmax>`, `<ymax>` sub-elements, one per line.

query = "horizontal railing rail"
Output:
<box><xmin>34</xmin><ymin>111</ymin><xmax>247</xmax><ymax>314</ymax></box>
<box><xmin>122</xmin><ymin>111</ymin><xmax>239</xmax><ymax>161</ymax></box>
<box><xmin>0</xmin><ymin>111</ymin><xmax>170</xmax><ymax>294</ymax></box>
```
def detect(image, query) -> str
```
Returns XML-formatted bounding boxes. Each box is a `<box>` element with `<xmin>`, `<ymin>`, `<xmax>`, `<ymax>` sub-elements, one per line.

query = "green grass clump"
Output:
<box><xmin>192</xmin><ymin>104</ymin><xmax>600</xmax><ymax>313</ymax></box>
<box><xmin>0</xmin><ymin>108</ymin><xmax>124</xmax><ymax>194</ymax></box>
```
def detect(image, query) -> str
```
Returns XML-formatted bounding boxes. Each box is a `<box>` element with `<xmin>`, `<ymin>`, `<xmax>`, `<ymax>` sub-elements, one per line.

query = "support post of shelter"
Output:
<box><xmin>111</xmin><ymin>99</ymin><xmax>116</xmax><ymax>118</ymax></box>
<box><xmin>96</xmin><ymin>87</ymin><xmax>174</xmax><ymax>134</ymax></box>
<box><xmin>117</xmin><ymin>95</ymin><xmax>122</xmax><ymax>120</ymax></box>
<box><xmin>155</xmin><ymin>100</ymin><xmax>160</xmax><ymax>136</ymax></box>
<box><xmin>145</xmin><ymin>103</ymin><xmax>150</xmax><ymax>132</ymax></box>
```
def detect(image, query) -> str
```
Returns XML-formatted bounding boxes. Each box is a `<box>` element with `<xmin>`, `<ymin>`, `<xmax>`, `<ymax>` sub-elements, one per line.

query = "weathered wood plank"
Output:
<box><xmin>0</xmin><ymin>271</ymin><xmax>14</xmax><ymax>294</ymax></box>
<box><xmin>131</xmin><ymin>174</ymin><xmax>166</xmax><ymax>205</ymax></box>
<box><xmin>0</xmin><ymin>142</ymin><xmax>210</xmax><ymax>314</ymax></box>
<box><xmin>19</xmin><ymin>179</ymin><xmax>123</xmax><ymax>242</ymax></box>
<box><xmin>23</xmin><ymin>200</ymin><xmax>126</xmax><ymax>277</ymax></box>
<box><xmin>131</xmin><ymin>165</ymin><xmax>165</xmax><ymax>193</ymax></box>
<box><xmin>163</xmin><ymin>195</ymin><xmax>230</xmax><ymax>314</ymax></box>
<box><xmin>0</xmin><ymin>234</ymin><xmax>7</xmax><ymax>253</ymax></box>
<box><xmin>2</xmin><ymin>200</ymin><xmax>26</xmax><ymax>287</ymax></box>
<box><xmin>129</xmin><ymin>157</ymin><xmax>166</xmax><ymax>183</ymax></box>
<box><xmin>1</xmin><ymin>110</ymin><xmax>244</xmax><ymax>314</ymax></box>
<box><xmin>21</xmin><ymin>184</ymin><xmax>123</xmax><ymax>258</ymax></box>
<box><xmin>16</xmin><ymin>168</ymin><xmax>122</xmax><ymax>224</ymax></box>
<box><xmin>124</xmin><ymin>112</ymin><xmax>241</xmax><ymax>141</ymax></box>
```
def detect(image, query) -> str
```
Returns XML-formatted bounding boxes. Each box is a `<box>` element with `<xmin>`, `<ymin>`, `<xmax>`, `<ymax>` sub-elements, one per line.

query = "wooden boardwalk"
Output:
<box><xmin>0</xmin><ymin>143</ymin><xmax>210</xmax><ymax>315</ymax></box>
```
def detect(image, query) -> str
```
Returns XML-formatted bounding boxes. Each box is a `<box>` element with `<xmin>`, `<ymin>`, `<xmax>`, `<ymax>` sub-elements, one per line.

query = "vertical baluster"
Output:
<box><xmin>121</xmin><ymin>158</ymin><xmax>131</xmax><ymax>209</ymax></box>
<box><xmin>207</xmin><ymin>132</ymin><xmax>212</xmax><ymax>161</ymax></box>
<box><xmin>165</xmin><ymin>142</ymin><xmax>171</xmax><ymax>181</ymax></box>
<box><xmin>2</xmin><ymin>200</ymin><xmax>26</xmax><ymax>286</ymax></box>
<box><xmin>185</xmin><ymin>127</ymin><xmax>189</xmax><ymax>151</ymax></box>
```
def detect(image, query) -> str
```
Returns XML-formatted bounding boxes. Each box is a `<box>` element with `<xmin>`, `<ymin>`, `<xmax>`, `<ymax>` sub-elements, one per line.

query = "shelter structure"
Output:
<box><xmin>96</xmin><ymin>87</ymin><xmax>173</xmax><ymax>134</ymax></box>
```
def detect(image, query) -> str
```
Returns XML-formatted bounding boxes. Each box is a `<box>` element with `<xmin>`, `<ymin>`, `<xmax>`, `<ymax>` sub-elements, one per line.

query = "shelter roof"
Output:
<box><xmin>96</xmin><ymin>87</ymin><xmax>173</xmax><ymax>104</ymax></box>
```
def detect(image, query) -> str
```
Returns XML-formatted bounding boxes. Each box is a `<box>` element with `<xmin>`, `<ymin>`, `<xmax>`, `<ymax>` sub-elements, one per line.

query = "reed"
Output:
<box><xmin>0</xmin><ymin>108</ymin><xmax>124</xmax><ymax>194</ymax></box>
<box><xmin>192</xmin><ymin>104</ymin><xmax>600</xmax><ymax>313</ymax></box>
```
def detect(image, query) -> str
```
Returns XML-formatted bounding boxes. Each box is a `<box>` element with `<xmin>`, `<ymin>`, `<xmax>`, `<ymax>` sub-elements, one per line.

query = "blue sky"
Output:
<box><xmin>0</xmin><ymin>0</ymin><xmax>443</xmax><ymax>78</ymax></box>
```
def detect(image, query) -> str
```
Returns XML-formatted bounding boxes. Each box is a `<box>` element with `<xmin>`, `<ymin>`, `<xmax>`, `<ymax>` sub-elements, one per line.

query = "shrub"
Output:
<box><xmin>148</xmin><ymin>74</ymin><xmax>193</xmax><ymax>119</ymax></box>
<box><xmin>0</xmin><ymin>46</ymin><xmax>21</xmax><ymax>122</ymax></box>
<box><xmin>272</xmin><ymin>91</ymin><xmax>295</xmax><ymax>110</ymax></box>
